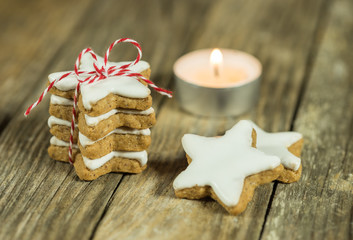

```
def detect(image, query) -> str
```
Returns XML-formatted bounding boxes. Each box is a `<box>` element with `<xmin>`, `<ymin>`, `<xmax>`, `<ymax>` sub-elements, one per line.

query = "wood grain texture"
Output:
<box><xmin>0</xmin><ymin>0</ymin><xmax>95</xmax><ymax>133</ymax></box>
<box><xmin>261</xmin><ymin>0</ymin><xmax>353</xmax><ymax>239</ymax></box>
<box><xmin>0</xmin><ymin>0</ymin><xmax>351</xmax><ymax>239</ymax></box>
<box><xmin>92</xmin><ymin>0</ymin><xmax>329</xmax><ymax>239</ymax></box>
<box><xmin>0</xmin><ymin>0</ymin><xmax>218</xmax><ymax>239</ymax></box>
<box><xmin>0</xmin><ymin>1</ymin><xmax>123</xmax><ymax>239</ymax></box>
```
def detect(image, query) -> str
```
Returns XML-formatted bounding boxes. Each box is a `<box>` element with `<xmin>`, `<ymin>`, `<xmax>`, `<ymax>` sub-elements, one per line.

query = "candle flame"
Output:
<box><xmin>210</xmin><ymin>48</ymin><xmax>223</xmax><ymax>65</ymax></box>
<box><xmin>210</xmin><ymin>48</ymin><xmax>223</xmax><ymax>78</ymax></box>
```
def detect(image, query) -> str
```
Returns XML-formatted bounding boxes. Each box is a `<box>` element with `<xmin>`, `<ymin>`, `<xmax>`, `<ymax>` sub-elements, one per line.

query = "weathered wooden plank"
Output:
<box><xmin>92</xmin><ymin>0</ymin><xmax>328</xmax><ymax>239</ymax></box>
<box><xmin>261</xmin><ymin>0</ymin><xmax>353</xmax><ymax>239</ymax></box>
<box><xmin>0</xmin><ymin>115</ymin><xmax>122</xmax><ymax>240</ymax></box>
<box><xmin>0</xmin><ymin>0</ymin><xmax>96</xmax><ymax>134</ymax></box>
<box><xmin>0</xmin><ymin>0</ymin><xmax>113</xmax><ymax>239</ymax></box>
<box><xmin>0</xmin><ymin>0</ymin><xmax>217</xmax><ymax>239</ymax></box>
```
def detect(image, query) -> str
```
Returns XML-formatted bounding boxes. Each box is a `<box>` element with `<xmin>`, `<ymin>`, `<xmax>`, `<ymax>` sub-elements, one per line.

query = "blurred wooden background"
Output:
<box><xmin>0</xmin><ymin>0</ymin><xmax>352</xmax><ymax>239</ymax></box>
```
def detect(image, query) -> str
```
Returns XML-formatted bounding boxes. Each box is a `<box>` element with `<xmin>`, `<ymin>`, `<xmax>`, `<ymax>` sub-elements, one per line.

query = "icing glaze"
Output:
<box><xmin>48</xmin><ymin>71</ymin><xmax>81</xmax><ymax>91</ymax></box>
<box><xmin>80</xmin><ymin>76</ymin><xmax>151</xmax><ymax>110</ymax></box>
<box><xmin>84</xmin><ymin>107</ymin><xmax>154</xmax><ymax>126</ymax></box>
<box><xmin>79</xmin><ymin>128</ymin><xmax>151</xmax><ymax>147</ymax></box>
<box><xmin>80</xmin><ymin>53</ymin><xmax>150</xmax><ymax>73</ymax></box>
<box><xmin>173</xmin><ymin>120</ymin><xmax>280</xmax><ymax>207</ymax></box>
<box><xmin>50</xmin><ymin>95</ymin><xmax>74</xmax><ymax>106</ymax></box>
<box><xmin>50</xmin><ymin>136</ymin><xmax>78</xmax><ymax>149</ymax></box>
<box><xmin>249</xmin><ymin>121</ymin><xmax>302</xmax><ymax>171</ymax></box>
<box><xmin>48</xmin><ymin>116</ymin><xmax>77</xmax><ymax>128</ymax></box>
<box><xmin>48</xmin><ymin>54</ymin><xmax>150</xmax><ymax>92</ymax></box>
<box><xmin>82</xmin><ymin>150</ymin><xmax>148</xmax><ymax>170</ymax></box>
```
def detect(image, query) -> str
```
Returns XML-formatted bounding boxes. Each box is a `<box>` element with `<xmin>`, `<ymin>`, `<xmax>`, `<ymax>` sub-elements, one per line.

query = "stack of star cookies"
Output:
<box><xmin>47</xmin><ymin>54</ymin><xmax>152</xmax><ymax>168</ymax></box>
<box><xmin>47</xmin><ymin>73</ymin><xmax>79</xmax><ymax>162</ymax></box>
<box><xmin>73</xmin><ymin>65</ymin><xmax>155</xmax><ymax>180</ymax></box>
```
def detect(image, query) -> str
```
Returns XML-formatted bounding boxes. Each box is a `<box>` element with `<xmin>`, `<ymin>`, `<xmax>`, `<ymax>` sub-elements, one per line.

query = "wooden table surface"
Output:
<box><xmin>0</xmin><ymin>0</ymin><xmax>352</xmax><ymax>239</ymax></box>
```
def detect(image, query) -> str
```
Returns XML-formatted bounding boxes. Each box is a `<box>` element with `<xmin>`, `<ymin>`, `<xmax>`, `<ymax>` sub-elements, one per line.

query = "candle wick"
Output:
<box><xmin>214</xmin><ymin>64</ymin><xmax>220</xmax><ymax>78</ymax></box>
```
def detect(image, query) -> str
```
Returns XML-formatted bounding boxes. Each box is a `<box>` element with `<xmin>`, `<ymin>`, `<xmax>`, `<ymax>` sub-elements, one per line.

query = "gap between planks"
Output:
<box><xmin>289</xmin><ymin>0</ymin><xmax>332</xmax><ymax>131</ymax></box>
<box><xmin>258</xmin><ymin>0</ymin><xmax>332</xmax><ymax>238</ymax></box>
<box><xmin>91</xmin><ymin>0</ymin><xmax>330</xmax><ymax>239</ymax></box>
<box><xmin>87</xmin><ymin>3</ymin><xmax>220</xmax><ymax>238</ymax></box>
<box><xmin>0</xmin><ymin>0</ymin><xmax>97</xmax><ymax>138</ymax></box>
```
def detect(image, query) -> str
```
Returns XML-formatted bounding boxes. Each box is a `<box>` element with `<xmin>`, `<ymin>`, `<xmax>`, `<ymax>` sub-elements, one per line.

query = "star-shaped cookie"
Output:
<box><xmin>248</xmin><ymin>121</ymin><xmax>303</xmax><ymax>183</ymax></box>
<box><xmin>173</xmin><ymin>120</ymin><xmax>283</xmax><ymax>215</ymax></box>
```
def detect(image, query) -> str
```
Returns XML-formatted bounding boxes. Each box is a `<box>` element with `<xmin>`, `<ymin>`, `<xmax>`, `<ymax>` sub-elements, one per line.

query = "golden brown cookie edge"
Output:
<box><xmin>78</xmin><ymin>112</ymin><xmax>156</xmax><ymax>140</ymax></box>
<box><xmin>277</xmin><ymin>138</ymin><xmax>304</xmax><ymax>183</ymax></box>
<box><xmin>79</xmin><ymin>134</ymin><xmax>151</xmax><ymax>159</ymax></box>
<box><xmin>73</xmin><ymin>154</ymin><xmax>147</xmax><ymax>181</ymax></box>
<box><xmin>48</xmin><ymin>145</ymin><xmax>79</xmax><ymax>163</ymax></box>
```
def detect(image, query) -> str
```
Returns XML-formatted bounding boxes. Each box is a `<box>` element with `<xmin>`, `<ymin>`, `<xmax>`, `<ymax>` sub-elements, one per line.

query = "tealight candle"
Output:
<box><xmin>174</xmin><ymin>48</ymin><xmax>262</xmax><ymax>117</ymax></box>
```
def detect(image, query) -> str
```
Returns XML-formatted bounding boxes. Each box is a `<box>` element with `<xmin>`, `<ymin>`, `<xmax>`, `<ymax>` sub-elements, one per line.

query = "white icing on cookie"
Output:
<box><xmin>80</xmin><ymin>76</ymin><xmax>151</xmax><ymax>110</ymax></box>
<box><xmin>84</xmin><ymin>107</ymin><xmax>154</xmax><ymax>126</ymax></box>
<box><xmin>80</xmin><ymin>53</ymin><xmax>150</xmax><ymax>73</ymax></box>
<box><xmin>50</xmin><ymin>136</ymin><xmax>78</xmax><ymax>149</ymax></box>
<box><xmin>249</xmin><ymin>121</ymin><xmax>302</xmax><ymax>171</ymax></box>
<box><xmin>82</xmin><ymin>150</ymin><xmax>148</xmax><ymax>170</ymax></box>
<box><xmin>48</xmin><ymin>71</ymin><xmax>80</xmax><ymax>91</ymax></box>
<box><xmin>48</xmin><ymin>54</ymin><xmax>150</xmax><ymax>92</ymax></box>
<box><xmin>48</xmin><ymin>116</ymin><xmax>77</xmax><ymax>128</ymax></box>
<box><xmin>79</xmin><ymin>128</ymin><xmax>151</xmax><ymax>147</ymax></box>
<box><xmin>50</xmin><ymin>95</ymin><xmax>74</xmax><ymax>106</ymax></box>
<box><xmin>173</xmin><ymin>120</ymin><xmax>281</xmax><ymax>207</ymax></box>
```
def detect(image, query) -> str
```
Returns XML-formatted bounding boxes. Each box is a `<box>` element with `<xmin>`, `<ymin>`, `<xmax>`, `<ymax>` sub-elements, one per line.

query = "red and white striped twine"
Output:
<box><xmin>25</xmin><ymin>38</ymin><xmax>172</xmax><ymax>164</ymax></box>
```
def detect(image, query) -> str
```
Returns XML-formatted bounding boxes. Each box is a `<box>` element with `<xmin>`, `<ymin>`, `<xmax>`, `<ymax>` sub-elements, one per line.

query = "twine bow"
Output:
<box><xmin>25</xmin><ymin>38</ymin><xmax>172</xmax><ymax>164</ymax></box>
